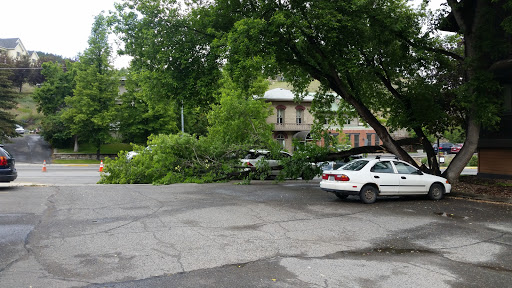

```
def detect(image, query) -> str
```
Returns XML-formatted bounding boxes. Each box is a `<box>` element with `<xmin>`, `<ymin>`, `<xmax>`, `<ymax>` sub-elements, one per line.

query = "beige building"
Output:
<box><xmin>263</xmin><ymin>88</ymin><xmax>314</xmax><ymax>152</ymax></box>
<box><xmin>263</xmin><ymin>88</ymin><xmax>410</xmax><ymax>153</ymax></box>
<box><xmin>0</xmin><ymin>38</ymin><xmax>39</xmax><ymax>65</ymax></box>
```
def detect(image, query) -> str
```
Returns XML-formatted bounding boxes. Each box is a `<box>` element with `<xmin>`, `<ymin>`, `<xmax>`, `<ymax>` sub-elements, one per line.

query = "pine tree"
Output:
<box><xmin>0</xmin><ymin>53</ymin><xmax>19</xmax><ymax>141</ymax></box>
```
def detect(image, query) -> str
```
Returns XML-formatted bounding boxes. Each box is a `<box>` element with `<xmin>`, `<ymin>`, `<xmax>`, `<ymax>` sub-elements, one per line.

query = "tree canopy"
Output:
<box><xmin>103</xmin><ymin>0</ymin><xmax>511</xmax><ymax>183</ymax></box>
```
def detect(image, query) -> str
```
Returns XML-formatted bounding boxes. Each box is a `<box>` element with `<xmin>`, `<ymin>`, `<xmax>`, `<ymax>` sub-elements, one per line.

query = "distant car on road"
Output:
<box><xmin>433</xmin><ymin>143</ymin><xmax>454</xmax><ymax>154</ymax></box>
<box><xmin>0</xmin><ymin>145</ymin><xmax>17</xmax><ymax>182</ymax></box>
<box><xmin>15</xmin><ymin>125</ymin><xmax>25</xmax><ymax>134</ymax></box>
<box><xmin>450</xmin><ymin>143</ymin><xmax>463</xmax><ymax>154</ymax></box>
<box><xmin>320</xmin><ymin>156</ymin><xmax>451</xmax><ymax>204</ymax></box>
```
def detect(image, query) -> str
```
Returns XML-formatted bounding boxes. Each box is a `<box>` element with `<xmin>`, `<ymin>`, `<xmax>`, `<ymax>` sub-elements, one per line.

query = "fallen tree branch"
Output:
<box><xmin>323</xmin><ymin>137</ymin><xmax>421</xmax><ymax>161</ymax></box>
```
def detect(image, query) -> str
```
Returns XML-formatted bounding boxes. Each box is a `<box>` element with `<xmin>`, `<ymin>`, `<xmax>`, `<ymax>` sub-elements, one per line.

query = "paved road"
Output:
<box><xmin>0</xmin><ymin>182</ymin><xmax>510</xmax><ymax>287</ymax></box>
<box><xmin>11</xmin><ymin>163</ymin><xmax>101</xmax><ymax>185</ymax></box>
<box><xmin>2</xmin><ymin>134</ymin><xmax>52</xmax><ymax>164</ymax></box>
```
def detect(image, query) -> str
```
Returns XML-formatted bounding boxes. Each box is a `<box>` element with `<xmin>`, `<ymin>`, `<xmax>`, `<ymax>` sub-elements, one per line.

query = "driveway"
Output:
<box><xmin>2</xmin><ymin>134</ymin><xmax>52</xmax><ymax>164</ymax></box>
<box><xmin>0</xmin><ymin>182</ymin><xmax>510</xmax><ymax>287</ymax></box>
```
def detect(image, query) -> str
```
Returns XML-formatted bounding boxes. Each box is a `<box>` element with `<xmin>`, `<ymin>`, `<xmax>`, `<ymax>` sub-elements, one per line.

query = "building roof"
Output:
<box><xmin>0</xmin><ymin>38</ymin><xmax>20</xmax><ymax>49</ymax></box>
<box><xmin>263</xmin><ymin>88</ymin><xmax>314</xmax><ymax>102</ymax></box>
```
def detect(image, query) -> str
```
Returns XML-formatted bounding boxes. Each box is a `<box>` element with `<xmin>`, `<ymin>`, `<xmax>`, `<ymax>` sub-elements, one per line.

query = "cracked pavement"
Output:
<box><xmin>0</xmin><ymin>181</ymin><xmax>511</xmax><ymax>287</ymax></box>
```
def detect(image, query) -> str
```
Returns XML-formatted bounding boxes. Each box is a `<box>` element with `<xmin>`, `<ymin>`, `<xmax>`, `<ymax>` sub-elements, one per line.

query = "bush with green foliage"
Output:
<box><xmin>99</xmin><ymin>133</ymin><xmax>247</xmax><ymax>184</ymax></box>
<box><xmin>468</xmin><ymin>155</ymin><xmax>478</xmax><ymax>167</ymax></box>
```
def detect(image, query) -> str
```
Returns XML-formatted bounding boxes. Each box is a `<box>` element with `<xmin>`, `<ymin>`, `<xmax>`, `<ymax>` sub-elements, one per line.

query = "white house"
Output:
<box><xmin>0</xmin><ymin>38</ymin><xmax>39</xmax><ymax>64</ymax></box>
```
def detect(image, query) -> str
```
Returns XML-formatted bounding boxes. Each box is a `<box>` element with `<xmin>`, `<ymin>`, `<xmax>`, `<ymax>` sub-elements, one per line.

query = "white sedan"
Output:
<box><xmin>320</xmin><ymin>157</ymin><xmax>451</xmax><ymax>204</ymax></box>
<box><xmin>15</xmin><ymin>125</ymin><xmax>25</xmax><ymax>134</ymax></box>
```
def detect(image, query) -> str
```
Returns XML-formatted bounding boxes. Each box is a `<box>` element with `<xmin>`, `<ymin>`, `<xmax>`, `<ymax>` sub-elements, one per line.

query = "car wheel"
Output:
<box><xmin>428</xmin><ymin>183</ymin><xmax>444</xmax><ymax>200</ymax></box>
<box><xmin>334</xmin><ymin>192</ymin><xmax>348</xmax><ymax>200</ymax></box>
<box><xmin>360</xmin><ymin>185</ymin><xmax>378</xmax><ymax>204</ymax></box>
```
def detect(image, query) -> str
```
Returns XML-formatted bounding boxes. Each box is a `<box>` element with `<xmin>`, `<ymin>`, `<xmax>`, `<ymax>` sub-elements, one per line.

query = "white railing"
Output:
<box><xmin>274</xmin><ymin>123</ymin><xmax>313</xmax><ymax>131</ymax></box>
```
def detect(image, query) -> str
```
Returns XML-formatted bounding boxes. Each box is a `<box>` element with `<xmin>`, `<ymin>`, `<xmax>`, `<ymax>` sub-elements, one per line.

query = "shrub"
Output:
<box><xmin>468</xmin><ymin>155</ymin><xmax>478</xmax><ymax>166</ymax></box>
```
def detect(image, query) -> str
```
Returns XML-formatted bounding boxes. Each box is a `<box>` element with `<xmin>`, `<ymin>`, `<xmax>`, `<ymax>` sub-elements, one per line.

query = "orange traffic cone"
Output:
<box><xmin>99</xmin><ymin>160</ymin><xmax>104</xmax><ymax>172</ymax></box>
<box><xmin>42</xmin><ymin>160</ymin><xmax>47</xmax><ymax>172</ymax></box>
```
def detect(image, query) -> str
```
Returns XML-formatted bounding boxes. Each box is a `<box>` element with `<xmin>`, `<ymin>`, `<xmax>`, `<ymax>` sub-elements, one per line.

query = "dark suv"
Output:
<box><xmin>433</xmin><ymin>143</ymin><xmax>454</xmax><ymax>154</ymax></box>
<box><xmin>0</xmin><ymin>145</ymin><xmax>17</xmax><ymax>182</ymax></box>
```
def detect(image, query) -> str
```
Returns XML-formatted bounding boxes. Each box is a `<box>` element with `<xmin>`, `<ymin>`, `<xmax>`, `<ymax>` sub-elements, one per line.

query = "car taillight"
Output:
<box><xmin>323</xmin><ymin>173</ymin><xmax>349</xmax><ymax>181</ymax></box>
<box><xmin>0</xmin><ymin>156</ymin><xmax>7</xmax><ymax>166</ymax></box>
<box><xmin>334</xmin><ymin>174</ymin><xmax>350</xmax><ymax>181</ymax></box>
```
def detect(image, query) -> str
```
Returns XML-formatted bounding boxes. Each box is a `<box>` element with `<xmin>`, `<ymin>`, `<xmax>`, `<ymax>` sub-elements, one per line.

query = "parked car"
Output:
<box><xmin>15</xmin><ymin>125</ymin><xmax>25</xmax><ymax>134</ymax></box>
<box><xmin>433</xmin><ymin>143</ymin><xmax>454</xmax><ymax>154</ymax></box>
<box><xmin>320</xmin><ymin>156</ymin><xmax>451</xmax><ymax>204</ymax></box>
<box><xmin>240</xmin><ymin>149</ymin><xmax>292</xmax><ymax>177</ymax></box>
<box><xmin>450</xmin><ymin>143</ymin><xmax>463</xmax><ymax>154</ymax></box>
<box><xmin>0</xmin><ymin>145</ymin><xmax>17</xmax><ymax>182</ymax></box>
<box><xmin>126</xmin><ymin>146</ymin><xmax>154</xmax><ymax>160</ymax></box>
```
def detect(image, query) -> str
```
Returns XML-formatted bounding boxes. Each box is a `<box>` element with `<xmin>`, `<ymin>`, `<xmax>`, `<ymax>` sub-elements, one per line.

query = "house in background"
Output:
<box><xmin>263</xmin><ymin>88</ymin><xmax>315</xmax><ymax>152</ymax></box>
<box><xmin>0</xmin><ymin>38</ymin><xmax>39</xmax><ymax>64</ymax></box>
<box><xmin>263</xmin><ymin>88</ymin><xmax>384</xmax><ymax>153</ymax></box>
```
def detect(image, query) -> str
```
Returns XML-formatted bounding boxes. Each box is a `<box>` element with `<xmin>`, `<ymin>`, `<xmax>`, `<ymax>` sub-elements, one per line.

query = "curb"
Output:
<box><xmin>448</xmin><ymin>192</ymin><xmax>512</xmax><ymax>204</ymax></box>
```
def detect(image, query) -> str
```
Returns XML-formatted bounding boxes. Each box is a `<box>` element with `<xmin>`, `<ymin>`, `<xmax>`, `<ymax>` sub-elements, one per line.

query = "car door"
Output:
<box><xmin>393</xmin><ymin>161</ymin><xmax>427</xmax><ymax>194</ymax></box>
<box><xmin>369</xmin><ymin>161</ymin><xmax>399</xmax><ymax>195</ymax></box>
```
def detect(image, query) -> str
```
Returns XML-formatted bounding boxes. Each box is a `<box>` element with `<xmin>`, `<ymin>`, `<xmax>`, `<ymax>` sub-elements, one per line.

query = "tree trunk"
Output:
<box><xmin>329</xmin><ymin>80</ymin><xmax>417</xmax><ymax>166</ymax></box>
<box><xmin>73</xmin><ymin>135</ymin><xmax>79</xmax><ymax>152</ymax></box>
<box><xmin>442</xmin><ymin>0</ymin><xmax>492</xmax><ymax>183</ymax></box>
<box><xmin>444</xmin><ymin>117</ymin><xmax>480</xmax><ymax>183</ymax></box>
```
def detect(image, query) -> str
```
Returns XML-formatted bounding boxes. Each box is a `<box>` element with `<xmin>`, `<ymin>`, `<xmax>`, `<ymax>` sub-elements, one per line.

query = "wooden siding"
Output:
<box><xmin>479</xmin><ymin>148</ymin><xmax>512</xmax><ymax>176</ymax></box>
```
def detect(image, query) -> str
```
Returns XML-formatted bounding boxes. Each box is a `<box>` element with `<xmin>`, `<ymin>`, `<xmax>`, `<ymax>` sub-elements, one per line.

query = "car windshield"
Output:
<box><xmin>339</xmin><ymin>160</ymin><xmax>369</xmax><ymax>171</ymax></box>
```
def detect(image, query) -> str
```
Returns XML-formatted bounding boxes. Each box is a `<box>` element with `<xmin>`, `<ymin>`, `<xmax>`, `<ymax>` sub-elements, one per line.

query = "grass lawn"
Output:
<box><xmin>56</xmin><ymin>143</ymin><xmax>133</xmax><ymax>154</ymax></box>
<box><xmin>15</xmin><ymin>85</ymin><xmax>43</xmax><ymax>130</ymax></box>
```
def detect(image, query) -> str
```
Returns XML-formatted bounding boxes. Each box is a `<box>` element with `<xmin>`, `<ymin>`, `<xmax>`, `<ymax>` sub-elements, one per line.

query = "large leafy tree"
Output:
<box><xmin>196</xmin><ymin>0</ymin><xmax>458</xmax><ymax>175</ymax></box>
<box><xmin>0</xmin><ymin>53</ymin><xmax>19</xmax><ymax>141</ymax></box>
<box><xmin>207</xmin><ymin>72</ymin><xmax>273</xmax><ymax>148</ymax></box>
<box><xmin>32</xmin><ymin>61</ymin><xmax>76</xmax><ymax>116</ymax></box>
<box><xmin>111</xmin><ymin>0</ymin><xmax>222</xmax><ymax>134</ymax></box>
<box><xmin>116</xmin><ymin>70</ymin><xmax>179</xmax><ymax>144</ymax></box>
<box><xmin>192</xmin><ymin>0</ymin><xmax>510</xmax><ymax>182</ymax></box>
<box><xmin>61</xmin><ymin>14</ymin><xmax>118</xmax><ymax>158</ymax></box>
<box><xmin>32</xmin><ymin>61</ymin><xmax>76</xmax><ymax>147</ymax></box>
<box><xmin>437</xmin><ymin>0</ymin><xmax>512</xmax><ymax>181</ymax></box>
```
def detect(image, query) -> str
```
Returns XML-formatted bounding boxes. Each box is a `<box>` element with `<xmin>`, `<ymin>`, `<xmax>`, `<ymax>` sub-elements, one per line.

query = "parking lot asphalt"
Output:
<box><xmin>0</xmin><ymin>182</ymin><xmax>510</xmax><ymax>287</ymax></box>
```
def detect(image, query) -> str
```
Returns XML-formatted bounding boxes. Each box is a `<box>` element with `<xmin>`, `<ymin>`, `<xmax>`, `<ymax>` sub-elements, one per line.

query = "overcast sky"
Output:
<box><xmin>1</xmin><ymin>0</ymin><xmax>130</xmax><ymax>68</ymax></box>
<box><xmin>2</xmin><ymin>0</ymin><xmax>445</xmax><ymax>69</ymax></box>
